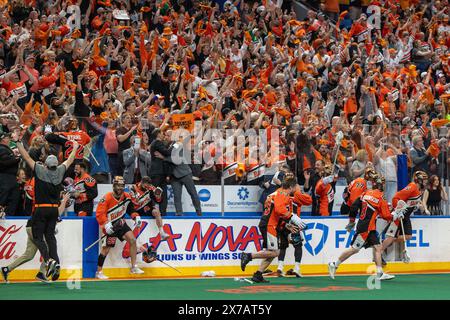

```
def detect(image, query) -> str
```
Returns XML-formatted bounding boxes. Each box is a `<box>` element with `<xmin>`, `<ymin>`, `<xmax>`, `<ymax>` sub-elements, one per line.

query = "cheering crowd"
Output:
<box><xmin>0</xmin><ymin>0</ymin><xmax>448</xmax><ymax>219</ymax></box>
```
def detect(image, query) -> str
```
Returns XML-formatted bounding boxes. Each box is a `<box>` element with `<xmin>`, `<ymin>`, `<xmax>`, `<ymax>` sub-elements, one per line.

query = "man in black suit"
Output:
<box><xmin>149</xmin><ymin>128</ymin><xmax>171</xmax><ymax>215</ymax></box>
<box><xmin>154</xmin><ymin>131</ymin><xmax>202</xmax><ymax>216</ymax></box>
<box><xmin>303</xmin><ymin>160</ymin><xmax>325</xmax><ymax>216</ymax></box>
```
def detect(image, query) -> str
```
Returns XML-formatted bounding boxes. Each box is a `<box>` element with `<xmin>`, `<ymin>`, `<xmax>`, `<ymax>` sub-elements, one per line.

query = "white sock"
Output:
<box><xmin>158</xmin><ymin>227</ymin><xmax>163</xmax><ymax>233</ymax></box>
<box><xmin>376</xmin><ymin>266</ymin><xmax>383</xmax><ymax>275</ymax></box>
<box><xmin>335</xmin><ymin>259</ymin><xmax>342</xmax><ymax>268</ymax></box>
<box><xmin>277</xmin><ymin>261</ymin><xmax>284</xmax><ymax>271</ymax></box>
<box><xmin>294</xmin><ymin>263</ymin><xmax>300</xmax><ymax>273</ymax></box>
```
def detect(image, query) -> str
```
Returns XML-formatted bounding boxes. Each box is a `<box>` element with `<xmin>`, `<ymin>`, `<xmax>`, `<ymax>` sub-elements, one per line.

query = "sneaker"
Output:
<box><xmin>262</xmin><ymin>269</ymin><xmax>273</xmax><ymax>274</ymax></box>
<box><xmin>1</xmin><ymin>267</ymin><xmax>9</xmax><ymax>283</ymax></box>
<box><xmin>286</xmin><ymin>269</ymin><xmax>302</xmax><ymax>278</ymax></box>
<box><xmin>275</xmin><ymin>269</ymin><xmax>284</xmax><ymax>277</ymax></box>
<box><xmin>35</xmin><ymin>272</ymin><xmax>50</xmax><ymax>283</ymax></box>
<box><xmin>46</xmin><ymin>259</ymin><xmax>57</xmax><ymax>279</ymax></box>
<box><xmin>240</xmin><ymin>253</ymin><xmax>252</xmax><ymax>272</ymax></box>
<box><xmin>328</xmin><ymin>262</ymin><xmax>337</xmax><ymax>279</ymax></box>
<box><xmin>251</xmin><ymin>271</ymin><xmax>269</xmax><ymax>283</ymax></box>
<box><xmin>160</xmin><ymin>231</ymin><xmax>169</xmax><ymax>241</ymax></box>
<box><xmin>95</xmin><ymin>271</ymin><xmax>109</xmax><ymax>280</ymax></box>
<box><xmin>130</xmin><ymin>266</ymin><xmax>144</xmax><ymax>274</ymax></box>
<box><xmin>51</xmin><ymin>264</ymin><xmax>60</xmax><ymax>281</ymax></box>
<box><xmin>378</xmin><ymin>273</ymin><xmax>395</xmax><ymax>281</ymax></box>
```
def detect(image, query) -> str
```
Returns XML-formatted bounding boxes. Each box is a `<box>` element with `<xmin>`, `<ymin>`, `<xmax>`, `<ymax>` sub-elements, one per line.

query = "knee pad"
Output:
<box><xmin>351</xmin><ymin>234</ymin><xmax>365</xmax><ymax>251</ymax></box>
<box><xmin>385</xmin><ymin>222</ymin><xmax>398</xmax><ymax>238</ymax></box>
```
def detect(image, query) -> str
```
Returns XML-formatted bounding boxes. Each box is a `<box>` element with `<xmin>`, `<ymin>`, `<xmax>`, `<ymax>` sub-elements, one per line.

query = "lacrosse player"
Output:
<box><xmin>275</xmin><ymin>185</ymin><xmax>312</xmax><ymax>277</ymax></box>
<box><xmin>328</xmin><ymin>174</ymin><xmax>403</xmax><ymax>281</ymax></box>
<box><xmin>95</xmin><ymin>176</ymin><xmax>144</xmax><ymax>279</ymax></box>
<box><xmin>340</xmin><ymin>167</ymin><xmax>377</xmax><ymax>215</ymax></box>
<box><xmin>129</xmin><ymin>176</ymin><xmax>169</xmax><ymax>240</ymax></box>
<box><xmin>381</xmin><ymin>171</ymin><xmax>429</xmax><ymax>264</ymax></box>
<box><xmin>240</xmin><ymin>175</ymin><xmax>308</xmax><ymax>283</ymax></box>
<box><xmin>314</xmin><ymin>164</ymin><xmax>336</xmax><ymax>216</ymax></box>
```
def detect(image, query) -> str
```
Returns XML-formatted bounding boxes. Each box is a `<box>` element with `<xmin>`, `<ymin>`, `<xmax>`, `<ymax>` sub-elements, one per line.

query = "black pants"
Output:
<box><xmin>74</xmin><ymin>201</ymin><xmax>94</xmax><ymax>216</ymax></box>
<box><xmin>310</xmin><ymin>201</ymin><xmax>319</xmax><ymax>216</ymax></box>
<box><xmin>150</xmin><ymin>175</ymin><xmax>168</xmax><ymax>215</ymax></box>
<box><xmin>0</xmin><ymin>174</ymin><xmax>20</xmax><ymax>216</ymax></box>
<box><xmin>108</xmin><ymin>154</ymin><xmax>120</xmax><ymax>179</ymax></box>
<box><xmin>171</xmin><ymin>174</ymin><xmax>202</xmax><ymax>215</ymax></box>
<box><xmin>31</xmin><ymin>207</ymin><xmax>59</xmax><ymax>263</ymax></box>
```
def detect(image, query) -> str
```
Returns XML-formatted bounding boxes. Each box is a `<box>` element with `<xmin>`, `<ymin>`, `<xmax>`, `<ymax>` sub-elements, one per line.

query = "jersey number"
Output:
<box><xmin>360</xmin><ymin>202</ymin><xmax>368</xmax><ymax>220</ymax></box>
<box><xmin>65</xmin><ymin>141</ymin><xmax>84</xmax><ymax>159</ymax></box>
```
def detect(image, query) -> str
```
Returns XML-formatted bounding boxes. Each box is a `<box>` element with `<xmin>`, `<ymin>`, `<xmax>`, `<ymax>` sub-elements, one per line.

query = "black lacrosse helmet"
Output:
<box><xmin>142</xmin><ymin>246</ymin><xmax>157</xmax><ymax>263</ymax></box>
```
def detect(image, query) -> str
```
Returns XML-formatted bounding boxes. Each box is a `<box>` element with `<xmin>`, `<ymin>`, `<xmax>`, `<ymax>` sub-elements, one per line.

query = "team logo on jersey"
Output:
<box><xmin>303</xmin><ymin>222</ymin><xmax>329</xmax><ymax>256</ymax></box>
<box><xmin>237</xmin><ymin>187</ymin><xmax>249</xmax><ymax>201</ymax></box>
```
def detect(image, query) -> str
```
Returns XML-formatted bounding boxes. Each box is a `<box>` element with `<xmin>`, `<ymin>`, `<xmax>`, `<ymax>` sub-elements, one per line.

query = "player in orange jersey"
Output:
<box><xmin>129</xmin><ymin>176</ymin><xmax>169</xmax><ymax>240</ymax></box>
<box><xmin>45</xmin><ymin>117</ymin><xmax>91</xmax><ymax>177</ymax></box>
<box><xmin>340</xmin><ymin>167</ymin><xmax>377</xmax><ymax>215</ymax></box>
<box><xmin>95</xmin><ymin>176</ymin><xmax>144</xmax><ymax>279</ymax></box>
<box><xmin>73</xmin><ymin>162</ymin><xmax>98</xmax><ymax>216</ymax></box>
<box><xmin>315</xmin><ymin>164</ymin><xmax>335</xmax><ymax>216</ymax></box>
<box><xmin>275</xmin><ymin>186</ymin><xmax>312</xmax><ymax>277</ymax></box>
<box><xmin>240</xmin><ymin>175</ymin><xmax>308</xmax><ymax>283</ymax></box>
<box><xmin>381</xmin><ymin>171</ymin><xmax>428</xmax><ymax>264</ymax></box>
<box><xmin>328</xmin><ymin>174</ymin><xmax>404</xmax><ymax>281</ymax></box>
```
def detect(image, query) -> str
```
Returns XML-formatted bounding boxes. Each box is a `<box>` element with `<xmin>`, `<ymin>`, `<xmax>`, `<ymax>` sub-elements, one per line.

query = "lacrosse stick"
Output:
<box><xmin>155</xmin><ymin>257</ymin><xmax>183</xmax><ymax>274</ymax></box>
<box><xmin>84</xmin><ymin>234</ymin><xmax>107</xmax><ymax>252</ymax></box>
<box><xmin>84</xmin><ymin>219</ymin><xmax>126</xmax><ymax>251</ymax></box>
<box><xmin>332</xmin><ymin>131</ymin><xmax>344</xmax><ymax>173</ymax></box>
<box><xmin>85</xmin><ymin>144</ymin><xmax>100</xmax><ymax>166</ymax></box>
<box><xmin>234</xmin><ymin>277</ymin><xmax>254</xmax><ymax>284</ymax></box>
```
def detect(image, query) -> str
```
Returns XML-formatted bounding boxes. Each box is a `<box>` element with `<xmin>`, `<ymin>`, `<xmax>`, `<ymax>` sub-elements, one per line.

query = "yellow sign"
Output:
<box><xmin>171</xmin><ymin>113</ymin><xmax>194</xmax><ymax>132</ymax></box>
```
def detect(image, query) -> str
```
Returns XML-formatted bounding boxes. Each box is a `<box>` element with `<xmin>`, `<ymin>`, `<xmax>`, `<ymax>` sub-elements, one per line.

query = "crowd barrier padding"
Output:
<box><xmin>1</xmin><ymin>216</ymin><xmax>450</xmax><ymax>280</ymax></box>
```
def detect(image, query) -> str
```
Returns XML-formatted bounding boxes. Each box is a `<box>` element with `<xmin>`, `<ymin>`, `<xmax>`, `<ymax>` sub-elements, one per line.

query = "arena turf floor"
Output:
<box><xmin>1</xmin><ymin>273</ymin><xmax>450</xmax><ymax>300</ymax></box>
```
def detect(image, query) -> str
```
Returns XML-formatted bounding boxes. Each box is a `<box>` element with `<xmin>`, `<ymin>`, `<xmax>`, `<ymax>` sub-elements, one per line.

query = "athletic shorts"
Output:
<box><xmin>386</xmin><ymin>217</ymin><xmax>413</xmax><ymax>238</ymax></box>
<box><xmin>74</xmin><ymin>202</ymin><xmax>94</xmax><ymax>216</ymax></box>
<box><xmin>340</xmin><ymin>202</ymin><xmax>350</xmax><ymax>215</ymax></box>
<box><xmin>278</xmin><ymin>228</ymin><xmax>290</xmax><ymax>250</ymax></box>
<box><xmin>259</xmin><ymin>225</ymin><xmax>279</xmax><ymax>251</ymax></box>
<box><xmin>351</xmin><ymin>231</ymin><xmax>379</xmax><ymax>250</ymax></box>
<box><xmin>137</xmin><ymin>203</ymin><xmax>159</xmax><ymax>217</ymax></box>
<box><xmin>103</xmin><ymin>222</ymin><xmax>132</xmax><ymax>248</ymax></box>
